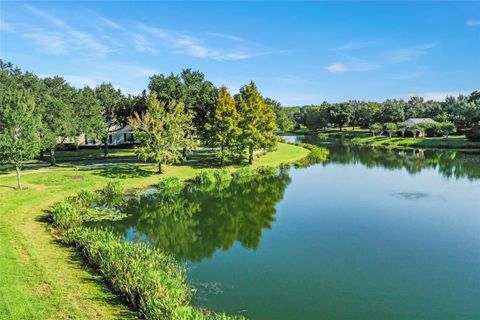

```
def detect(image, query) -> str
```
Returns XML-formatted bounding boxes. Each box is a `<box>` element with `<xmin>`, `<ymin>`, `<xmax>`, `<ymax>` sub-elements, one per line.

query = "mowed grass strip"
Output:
<box><xmin>0</xmin><ymin>143</ymin><xmax>309</xmax><ymax>319</ymax></box>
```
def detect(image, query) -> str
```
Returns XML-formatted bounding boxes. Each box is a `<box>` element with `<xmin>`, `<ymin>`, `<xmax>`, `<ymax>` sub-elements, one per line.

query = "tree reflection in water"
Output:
<box><xmin>102</xmin><ymin>169</ymin><xmax>292</xmax><ymax>262</ymax></box>
<box><xmin>300</xmin><ymin>135</ymin><xmax>480</xmax><ymax>180</ymax></box>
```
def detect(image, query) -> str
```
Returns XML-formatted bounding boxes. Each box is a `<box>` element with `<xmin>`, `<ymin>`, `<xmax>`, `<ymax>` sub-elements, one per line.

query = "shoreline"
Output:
<box><xmin>0</xmin><ymin>143</ymin><xmax>310</xmax><ymax>319</ymax></box>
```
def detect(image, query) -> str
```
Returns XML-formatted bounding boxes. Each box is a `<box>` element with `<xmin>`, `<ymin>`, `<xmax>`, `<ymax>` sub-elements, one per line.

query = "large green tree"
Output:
<box><xmin>129</xmin><ymin>92</ymin><xmax>195</xmax><ymax>174</ymax></box>
<box><xmin>39</xmin><ymin>76</ymin><xmax>77</xmax><ymax>165</ymax></box>
<box><xmin>0</xmin><ymin>88</ymin><xmax>41</xmax><ymax>190</ymax></box>
<box><xmin>379</xmin><ymin>99</ymin><xmax>405</xmax><ymax>124</ymax></box>
<box><xmin>236</xmin><ymin>82</ymin><xmax>277</xmax><ymax>164</ymax></box>
<box><xmin>328</xmin><ymin>103</ymin><xmax>353</xmax><ymax>131</ymax></box>
<box><xmin>205</xmin><ymin>86</ymin><xmax>240</xmax><ymax>166</ymax></box>
<box><xmin>95</xmin><ymin>83</ymin><xmax>125</xmax><ymax>157</ymax></box>
<box><xmin>264</xmin><ymin>98</ymin><xmax>294</xmax><ymax>132</ymax></box>
<box><xmin>148</xmin><ymin>69</ymin><xmax>217</xmax><ymax>146</ymax></box>
<box><xmin>75</xmin><ymin>86</ymin><xmax>106</xmax><ymax>147</ymax></box>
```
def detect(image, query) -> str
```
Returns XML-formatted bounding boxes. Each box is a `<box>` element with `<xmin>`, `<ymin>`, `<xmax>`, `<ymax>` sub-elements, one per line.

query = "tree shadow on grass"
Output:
<box><xmin>0</xmin><ymin>184</ymin><xmax>16</xmax><ymax>190</ymax></box>
<box><xmin>94</xmin><ymin>165</ymin><xmax>154</xmax><ymax>179</ymax></box>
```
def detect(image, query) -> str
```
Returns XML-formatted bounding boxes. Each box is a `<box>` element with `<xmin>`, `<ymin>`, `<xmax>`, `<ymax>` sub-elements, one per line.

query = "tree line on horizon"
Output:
<box><xmin>285</xmin><ymin>93</ymin><xmax>480</xmax><ymax>139</ymax></box>
<box><xmin>0</xmin><ymin>60</ymin><xmax>282</xmax><ymax>189</ymax></box>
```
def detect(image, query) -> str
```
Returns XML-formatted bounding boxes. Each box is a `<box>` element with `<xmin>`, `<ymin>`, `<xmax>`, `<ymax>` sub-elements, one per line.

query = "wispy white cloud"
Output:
<box><xmin>0</xmin><ymin>18</ymin><xmax>14</xmax><ymax>32</ymax></box>
<box><xmin>335</xmin><ymin>40</ymin><xmax>380</xmax><ymax>51</ymax></box>
<box><xmin>206</xmin><ymin>32</ymin><xmax>245</xmax><ymax>42</ymax></box>
<box><xmin>326</xmin><ymin>58</ymin><xmax>377</xmax><ymax>73</ymax></box>
<box><xmin>24</xmin><ymin>5</ymin><xmax>111</xmax><ymax>56</ymax></box>
<box><xmin>129</xmin><ymin>32</ymin><xmax>158</xmax><ymax>54</ymax></box>
<box><xmin>466</xmin><ymin>19</ymin><xmax>480</xmax><ymax>26</ymax></box>
<box><xmin>96</xmin><ymin>14</ymin><xmax>123</xmax><ymax>31</ymax></box>
<box><xmin>140</xmin><ymin>23</ymin><xmax>249</xmax><ymax>60</ymax></box>
<box><xmin>23</xmin><ymin>29</ymin><xmax>68</xmax><ymax>55</ymax></box>
<box><xmin>383</xmin><ymin>42</ymin><xmax>438</xmax><ymax>63</ymax></box>
<box><xmin>326</xmin><ymin>63</ymin><xmax>346</xmax><ymax>73</ymax></box>
<box><xmin>139</xmin><ymin>23</ymin><xmax>283</xmax><ymax>61</ymax></box>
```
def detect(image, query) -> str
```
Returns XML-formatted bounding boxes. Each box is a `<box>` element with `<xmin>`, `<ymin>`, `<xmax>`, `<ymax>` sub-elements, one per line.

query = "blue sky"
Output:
<box><xmin>1</xmin><ymin>1</ymin><xmax>479</xmax><ymax>105</ymax></box>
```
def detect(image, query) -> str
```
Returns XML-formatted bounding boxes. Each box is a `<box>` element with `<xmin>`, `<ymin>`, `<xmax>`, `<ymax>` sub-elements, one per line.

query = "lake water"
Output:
<box><xmin>104</xmin><ymin>137</ymin><xmax>480</xmax><ymax>319</ymax></box>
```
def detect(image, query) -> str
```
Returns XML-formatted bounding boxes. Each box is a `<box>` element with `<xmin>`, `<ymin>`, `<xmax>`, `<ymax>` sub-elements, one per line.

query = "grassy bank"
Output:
<box><xmin>0</xmin><ymin>143</ymin><xmax>309</xmax><ymax>320</ymax></box>
<box><xmin>350</xmin><ymin>135</ymin><xmax>480</xmax><ymax>150</ymax></box>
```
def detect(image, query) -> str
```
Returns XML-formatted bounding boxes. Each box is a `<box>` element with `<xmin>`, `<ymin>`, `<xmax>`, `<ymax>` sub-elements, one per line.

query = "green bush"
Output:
<box><xmin>50</xmin><ymin>201</ymin><xmax>82</xmax><ymax>229</ymax></box>
<box><xmin>68</xmin><ymin>190</ymin><xmax>99</xmax><ymax>207</ymax></box>
<box><xmin>99</xmin><ymin>181</ymin><xmax>123</xmax><ymax>199</ymax></box>
<box><xmin>212</xmin><ymin>169</ymin><xmax>232</xmax><ymax>182</ymax></box>
<box><xmin>255</xmin><ymin>166</ymin><xmax>277</xmax><ymax>176</ymax></box>
<box><xmin>157</xmin><ymin>176</ymin><xmax>183</xmax><ymax>191</ymax></box>
<box><xmin>192</xmin><ymin>170</ymin><xmax>217</xmax><ymax>185</ymax></box>
<box><xmin>294</xmin><ymin>144</ymin><xmax>329</xmax><ymax>167</ymax></box>
<box><xmin>232</xmin><ymin>167</ymin><xmax>255</xmax><ymax>180</ymax></box>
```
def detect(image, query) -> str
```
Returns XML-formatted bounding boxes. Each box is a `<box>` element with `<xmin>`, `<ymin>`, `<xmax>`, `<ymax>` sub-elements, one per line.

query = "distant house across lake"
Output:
<box><xmin>405</xmin><ymin>118</ymin><xmax>436</xmax><ymax>127</ymax></box>
<box><xmin>404</xmin><ymin>118</ymin><xmax>437</xmax><ymax>138</ymax></box>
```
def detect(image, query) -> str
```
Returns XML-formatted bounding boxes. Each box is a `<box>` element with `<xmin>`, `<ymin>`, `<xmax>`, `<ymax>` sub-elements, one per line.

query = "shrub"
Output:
<box><xmin>157</xmin><ymin>176</ymin><xmax>183</xmax><ymax>191</ymax></box>
<box><xmin>255</xmin><ymin>166</ymin><xmax>277</xmax><ymax>176</ymax></box>
<box><xmin>212</xmin><ymin>169</ymin><xmax>232</xmax><ymax>182</ymax></box>
<box><xmin>100</xmin><ymin>181</ymin><xmax>123</xmax><ymax>199</ymax></box>
<box><xmin>50</xmin><ymin>201</ymin><xmax>82</xmax><ymax>229</ymax></box>
<box><xmin>369</xmin><ymin>123</ymin><xmax>383</xmax><ymax>136</ymax></box>
<box><xmin>68</xmin><ymin>190</ymin><xmax>99</xmax><ymax>207</ymax></box>
<box><xmin>294</xmin><ymin>144</ymin><xmax>329</xmax><ymax>168</ymax></box>
<box><xmin>232</xmin><ymin>167</ymin><xmax>255</xmax><ymax>180</ymax></box>
<box><xmin>192</xmin><ymin>170</ymin><xmax>217</xmax><ymax>185</ymax></box>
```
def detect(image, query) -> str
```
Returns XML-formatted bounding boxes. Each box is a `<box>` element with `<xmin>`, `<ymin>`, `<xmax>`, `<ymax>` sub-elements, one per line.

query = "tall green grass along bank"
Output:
<box><xmin>288</xmin><ymin>143</ymin><xmax>330</xmax><ymax>167</ymax></box>
<box><xmin>49</xmin><ymin>182</ymin><xmax>244</xmax><ymax>320</ymax></box>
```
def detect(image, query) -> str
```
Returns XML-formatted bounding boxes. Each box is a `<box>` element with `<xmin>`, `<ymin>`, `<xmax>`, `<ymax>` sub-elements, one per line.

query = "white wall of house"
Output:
<box><xmin>79</xmin><ymin>125</ymin><xmax>135</xmax><ymax>147</ymax></box>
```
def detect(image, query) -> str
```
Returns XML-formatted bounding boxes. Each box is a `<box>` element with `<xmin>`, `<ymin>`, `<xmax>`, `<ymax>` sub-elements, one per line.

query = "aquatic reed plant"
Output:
<box><xmin>156</xmin><ymin>176</ymin><xmax>182</xmax><ymax>191</ymax></box>
<box><xmin>254</xmin><ymin>165</ymin><xmax>277</xmax><ymax>176</ymax></box>
<box><xmin>49</xmin><ymin>180</ymin><xmax>244</xmax><ymax>320</ymax></box>
<box><xmin>231</xmin><ymin>167</ymin><xmax>255</xmax><ymax>180</ymax></box>
<box><xmin>192</xmin><ymin>170</ymin><xmax>217</xmax><ymax>185</ymax></box>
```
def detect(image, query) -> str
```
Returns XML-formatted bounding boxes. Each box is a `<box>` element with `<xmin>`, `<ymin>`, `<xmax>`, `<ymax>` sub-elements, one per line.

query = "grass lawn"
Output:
<box><xmin>0</xmin><ymin>143</ymin><xmax>309</xmax><ymax>320</ymax></box>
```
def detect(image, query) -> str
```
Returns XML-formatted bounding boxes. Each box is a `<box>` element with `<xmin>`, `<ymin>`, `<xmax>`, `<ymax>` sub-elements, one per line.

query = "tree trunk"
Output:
<box><xmin>220</xmin><ymin>144</ymin><xmax>224</xmax><ymax>167</ymax></box>
<box><xmin>103</xmin><ymin>141</ymin><xmax>109</xmax><ymax>158</ymax></box>
<box><xmin>248</xmin><ymin>146</ymin><xmax>254</xmax><ymax>165</ymax></box>
<box><xmin>339</xmin><ymin>125</ymin><xmax>343</xmax><ymax>131</ymax></box>
<box><xmin>40</xmin><ymin>149</ymin><xmax>45</xmax><ymax>161</ymax></box>
<box><xmin>50</xmin><ymin>148</ymin><xmax>56</xmax><ymax>166</ymax></box>
<box><xmin>157</xmin><ymin>162</ymin><xmax>163</xmax><ymax>174</ymax></box>
<box><xmin>182</xmin><ymin>147</ymin><xmax>187</xmax><ymax>159</ymax></box>
<box><xmin>16</xmin><ymin>165</ymin><xmax>22</xmax><ymax>190</ymax></box>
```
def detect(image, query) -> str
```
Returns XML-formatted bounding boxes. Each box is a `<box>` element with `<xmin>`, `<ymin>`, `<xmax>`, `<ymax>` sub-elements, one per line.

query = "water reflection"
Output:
<box><xmin>103</xmin><ymin>170</ymin><xmax>291</xmax><ymax>262</ymax></box>
<box><xmin>296</xmin><ymin>135</ymin><xmax>480</xmax><ymax>180</ymax></box>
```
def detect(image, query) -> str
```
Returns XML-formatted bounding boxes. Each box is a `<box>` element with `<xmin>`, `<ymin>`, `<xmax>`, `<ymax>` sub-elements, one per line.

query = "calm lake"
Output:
<box><xmin>103</xmin><ymin>137</ymin><xmax>480</xmax><ymax>319</ymax></box>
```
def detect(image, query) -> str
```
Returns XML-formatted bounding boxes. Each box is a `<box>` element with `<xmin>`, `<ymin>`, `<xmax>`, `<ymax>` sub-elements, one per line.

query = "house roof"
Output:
<box><xmin>406</xmin><ymin>118</ymin><xmax>435</xmax><ymax>125</ymax></box>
